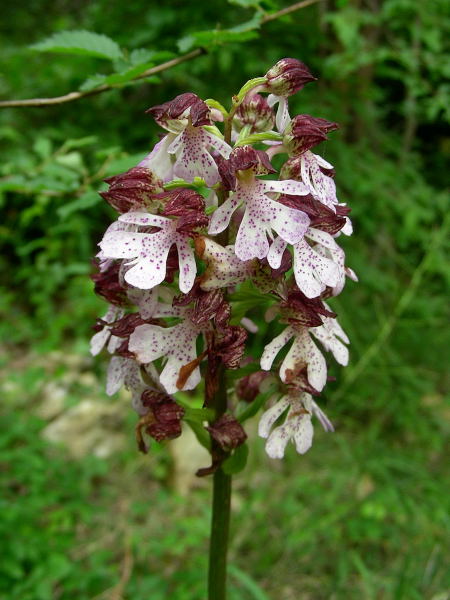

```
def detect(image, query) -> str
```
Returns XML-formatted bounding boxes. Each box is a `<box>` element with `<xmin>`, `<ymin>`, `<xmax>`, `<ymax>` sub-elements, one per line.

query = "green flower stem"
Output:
<box><xmin>207</xmin><ymin>363</ymin><xmax>231</xmax><ymax>600</ymax></box>
<box><xmin>208</xmin><ymin>466</ymin><xmax>232</xmax><ymax>600</ymax></box>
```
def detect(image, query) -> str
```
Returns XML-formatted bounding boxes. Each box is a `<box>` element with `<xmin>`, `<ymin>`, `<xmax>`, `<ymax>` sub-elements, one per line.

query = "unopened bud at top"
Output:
<box><xmin>233</xmin><ymin>94</ymin><xmax>275</xmax><ymax>133</ymax></box>
<box><xmin>283</xmin><ymin>114</ymin><xmax>339</xmax><ymax>154</ymax></box>
<box><xmin>264</xmin><ymin>58</ymin><xmax>316</xmax><ymax>96</ymax></box>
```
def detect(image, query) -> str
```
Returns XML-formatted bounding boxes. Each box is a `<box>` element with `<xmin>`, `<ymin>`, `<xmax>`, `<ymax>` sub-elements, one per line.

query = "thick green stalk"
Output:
<box><xmin>207</xmin><ymin>363</ymin><xmax>231</xmax><ymax>600</ymax></box>
<box><xmin>208</xmin><ymin>466</ymin><xmax>232</xmax><ymax>600</ymax></box>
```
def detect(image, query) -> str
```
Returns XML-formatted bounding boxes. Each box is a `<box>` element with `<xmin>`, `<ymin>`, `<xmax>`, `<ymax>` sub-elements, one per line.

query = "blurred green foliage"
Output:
<box><xmin>0</xmin><ymin>0</ymin><xmax>449</xmax><ymax>598</ymax></box>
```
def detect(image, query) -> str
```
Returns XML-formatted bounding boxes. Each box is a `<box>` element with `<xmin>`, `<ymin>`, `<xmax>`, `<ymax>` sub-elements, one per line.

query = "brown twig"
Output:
<box><xmin>0</xmin><ymin>0</ymin><xmax>322</xmax><ymax>109</ymax></box>
<box><xmin>0</xmin><ymin>49</ymin><xmax>203</xmax><ymax>108</ymax></box>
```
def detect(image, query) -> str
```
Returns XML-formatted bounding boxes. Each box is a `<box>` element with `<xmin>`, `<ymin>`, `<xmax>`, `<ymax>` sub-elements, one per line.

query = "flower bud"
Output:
<box><xmin>264</xmin><ymin>58</ymin><xmax>316</xmax><ymax>96</ymax></box>
<box><xmin>206</xmin><ymin>414</ymin><xmax>247</xmax><ymax>452</ymax></box>
<box><xmin>229</xmin><ymin>146</ymin><xmax>276</xmax><ymax>176</ymax></box>
<box><xmin>233</xmin><ymin>94</ymin><xmax>275</xmax><ymax>133</ymax></box>
<box><xmin>147</xmin><ymin>92</ymin><xmax>211</xmax><ymax>128</ymax></box>
<box><xmin>100</xmin><ymin>167</ymin><xmax>163</xmax><ymax>213</ymax></box>
<box><xmin>236</xmin><ymin>371</ymin><xmax>269</xmax><ymax>403</ymax></box>
<box><xmin>159</xmin><ymin>188</ymin><xmax>209</xmax><ymax>234</ymax></box>
<box><xmin>140</xmin><ymin>390</ymin><xmax>185</xmax><ymax>442</ymax></box>
<box><xmin>283</xmin><ymin>115</ymin><xmax>339</xmax><ymax>154</ymax></box>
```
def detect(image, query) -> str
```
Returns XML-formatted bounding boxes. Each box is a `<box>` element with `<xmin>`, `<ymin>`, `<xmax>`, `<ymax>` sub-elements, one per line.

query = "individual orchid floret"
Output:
<box><xmin>281</xmin><ymin>151</ymin><xmax>339</xmax><ymax>212</ymax></box>
<box><xmin>258</xmin><ymin>392</ymin><xmax>333</xmax><ymax>459</ymax></box>
<box><xmin>233</xmin><ymin>93</ymin><xmax>275</xmax><ymax>134</ymax></box>
<box><xmin>195</xmin><ymin>237</ymin><xmax>254</xmax><ymax>290</ymax></box>
<box><xmin>261</xmin><ymin>323</ymin><xmax>327</xmax><ymax>392</ymax></box>
<box><xmin>264</xmin><ymin>58</ymin><xmax>316</xmax><ymax>97</ymax></box>
<box><xmin>100</xmin><ymin>167</ymin><xmax>163</xmax><ymax>213</ymax></box>
<box><xmin>268</xmin><ymin>226</ymin><xmax>342</xmax><ymax>299</ymax></box>
<box><xmin>209</xmin><ymin>146</ymin><xmax>311</xmax><ymax>261</ymax></box>
<box><xmin>99</xmin><ymin>206</ymin><xmax>204</xmax><ymax>293</ymax></box>
<box><xmin>283</xmin><ymin>115</ymin><xmax>339</xmax><ymax>155</ymax></box>
<box><xmin>144</xmin><ymin>93</ymin><xmax>232</xmax><ymax>186</ymax></box>
<box><xmin>90</xmin><ymin>305</ymin><xmax>124</xmax><ymax>356</ymax></box>
<box><xmin>106</xmin><ymin>356</ymin><xmax>149</xmax><ymax>412</ymax></box>
<box><xmin>128</xmin><ymin>307</ymin><xmax>209</xmax><ymax>394</ymax></box>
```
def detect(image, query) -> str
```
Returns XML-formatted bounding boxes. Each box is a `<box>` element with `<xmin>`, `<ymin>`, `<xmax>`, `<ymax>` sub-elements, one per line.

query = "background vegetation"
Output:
<box><xmin>1</xmin><ymin>1</ymin><xmax>448</xmax><ymax>598</ymax></box>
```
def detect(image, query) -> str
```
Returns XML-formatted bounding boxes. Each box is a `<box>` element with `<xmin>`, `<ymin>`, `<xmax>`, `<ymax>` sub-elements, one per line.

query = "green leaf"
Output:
<box><xmin>228</xmin><ymin>13</ymin><xmax>263</xmax><ymax>33</ymax></box>
<box><xmin>183</xmin><ymin>407</ymin><xmax>216</xmax><ymax>422</ymax></box>
<box><xmin>227</xmin><ymin>0</ymin><xmax>262</xmax><ymax>6</ymax></box>
<box><xmin>31</xmin><ymin>30</ymin><xmax>123</xmax><ymax>61</ymax></box>
<box><xmin>129</xmin><ymin>49</ymin><xmax>175</xmax><ymax>65</ymax></box>
<box><xmin>79</xmin><ymin>60</ymin><xmax>165</xmax><ymax>91</ymax></box>
<box><xmin>185</xmin><ymin>419</ymin><xmax>211</xmax><ymax>451</ymax></box>
<box><xmin>178</xmin><ymin>29</ymin><xmax>259</xmax><ymax>53</ymax></box>
<box><xmin>222</xmin><ymin>443</ymin><xmax>249</xmax><ymax>475</ymax></box>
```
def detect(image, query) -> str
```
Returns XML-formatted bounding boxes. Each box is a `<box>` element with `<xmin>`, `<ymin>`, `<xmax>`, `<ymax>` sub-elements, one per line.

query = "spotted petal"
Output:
<box><xmin>129</xmin><ymin>321</ymin><xmax>202</xmax><ymax>394</ymax></box>
<box><xmin>176</xmin><ymin>237</ymin><xmax>197</xmax><ymax>294</ymax></box>
<box><xmin>260</xmin><ymin>326</ymin><xmax>295</xmax><ymax>371</ymax></box>
<box><xmin>139</xmin><ymin>134</ymin><xmax>176</xmax><ymax>182</ymax></box>
<box><xmin>292</xmin><ymin>413</ymin><xmax>314</xmax><ymax>454</ymax></box>
<box><xmin>258</xmin><ymin>396</ymin><xmax>290</xmax><ymax>438</ymax></box>
<box><xmin>311</xmin><ymin>315</ymin><xmax>349</xmax><ymax>366</ymax></box>
<box><xmin>208</xmin><ymin>196</ymin><xmax>241</xmax><ymax>235</ymax></box>
<box><xmin>292</xmin><ymin>237</ymin><xmax>339</xmax><ymax>298</ymax></box>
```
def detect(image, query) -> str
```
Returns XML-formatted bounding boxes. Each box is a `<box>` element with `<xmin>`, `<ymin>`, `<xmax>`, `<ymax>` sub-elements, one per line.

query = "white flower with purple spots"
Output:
<box><xmin>261</xmin><ymin>324</ymin><xmax>327</xmax><ymax>392</ymax></box>
<box><xmin>195</xmin><ymin>237</ymin><xmax>253</xmax><ymax>290</ymax></box>
<box><xmin>168</xmin><ymin>125</ymin><xmax>232</xmax><ymax>186</ymax></box>
<box><xmin>90</xmin><ymin>305</ymin><xmax>124</xmax><ymax>356</ymax></box>
<box><xmin>99</xmin><ymin>211</ymin><xmax>197</xmax><ymax>293</ymax></box>
<box><xmin>267</xmin><ymin>227</ymin><xmax>340</xmax><ymax>298</ymax></box>
<box><xmin>209</xmin><ymin>173</ymin><xmax>311</xmax><ymax>261</ymax></box>
<box><xmin>128</xmin><ymin>309</ymin><xmax>207</xmax><ymax>394</ymax></box>
<box><xmin>300</xmin><ymin>151</ymin><xmax>339</xmax><ymax>211</ymax></box>
<box><xmin>258</xmin><ymin>393</ymin><xmax>333</xmax><ymax>459</ymax></box>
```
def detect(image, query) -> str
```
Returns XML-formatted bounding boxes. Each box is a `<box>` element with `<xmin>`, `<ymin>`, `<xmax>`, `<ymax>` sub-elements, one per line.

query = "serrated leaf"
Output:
<box><xmin>222</xmin><ymin>443</ymin><xmax>249</xmax><ymax>475</ymax></box>
<box><xmin>31</xmin><ymin>30</ymin><xmax>123</xmax><ymax>61</ymax></box>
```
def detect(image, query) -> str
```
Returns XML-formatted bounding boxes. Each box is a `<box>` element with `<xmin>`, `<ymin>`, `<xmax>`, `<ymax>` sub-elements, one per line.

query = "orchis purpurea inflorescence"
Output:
<box><xmin>91</xmin><ymin>58</ymin><xmax>357</xmax><ymax>468</ymax></box>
